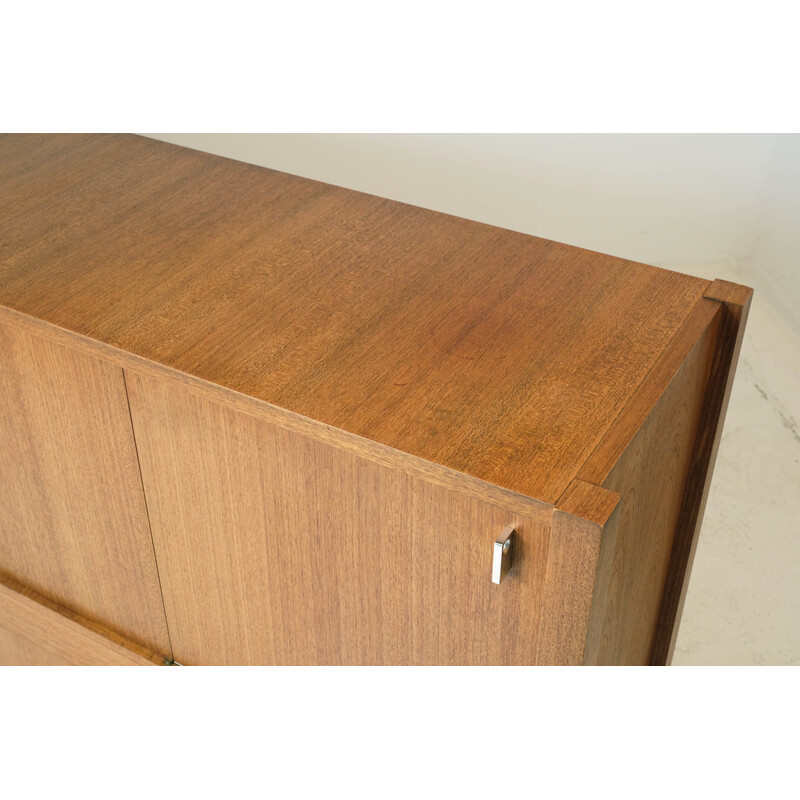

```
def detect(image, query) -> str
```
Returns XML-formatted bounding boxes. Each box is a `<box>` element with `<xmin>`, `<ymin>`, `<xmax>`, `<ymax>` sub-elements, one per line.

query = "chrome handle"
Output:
<box><xmin>492</xmin><ymin>526</ymin><xmax>515</xmax><ymax>584</ymax></box>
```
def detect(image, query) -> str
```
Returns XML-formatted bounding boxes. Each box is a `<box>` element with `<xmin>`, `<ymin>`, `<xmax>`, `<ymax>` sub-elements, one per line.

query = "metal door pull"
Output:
<box><xmin>492</xmin><ymin>526</ymin><xmax>515</xmax><ymax>584</ymax></box>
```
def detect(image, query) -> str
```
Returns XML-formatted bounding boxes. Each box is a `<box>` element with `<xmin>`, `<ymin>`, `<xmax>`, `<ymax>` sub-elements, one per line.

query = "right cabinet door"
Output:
<box><xmin>125</xmin><ymin>369</ymin><xmax>557</xmax><ymax>665</ymax></box>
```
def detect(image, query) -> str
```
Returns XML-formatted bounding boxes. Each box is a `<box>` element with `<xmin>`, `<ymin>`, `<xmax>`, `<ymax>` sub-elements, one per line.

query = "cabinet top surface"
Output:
<box><xmin>0</xmin><ymin>133</ymin><xmax>711</xmax><ymax>504</ymax></box>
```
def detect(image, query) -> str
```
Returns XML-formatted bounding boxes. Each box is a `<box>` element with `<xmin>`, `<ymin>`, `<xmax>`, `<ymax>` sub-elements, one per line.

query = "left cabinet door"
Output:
<box><xmin>0</xmin><ymin>320</ymin><xmax>171</xmax><ymax>658</ymax></box>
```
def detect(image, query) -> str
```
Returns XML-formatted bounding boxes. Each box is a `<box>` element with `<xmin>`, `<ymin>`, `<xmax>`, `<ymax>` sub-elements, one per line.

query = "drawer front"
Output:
<box><xmin>0</xmin><ymin>579</ymin><xmax>159</xmax><ymax>666</ymax></box>
<box><xmin>0</xmin><ymin>320</ymin><xmax>171</xmax><ymax>657</ymax></box>
<box><xmin>0</xmin><ymin>625</ymin><xmax>66</xmax><ymax>665</ymax></box>
<box><xmin>126</xmin><ymin>370</ymin><xmax>554</xmax><ymax>665</ymax></box>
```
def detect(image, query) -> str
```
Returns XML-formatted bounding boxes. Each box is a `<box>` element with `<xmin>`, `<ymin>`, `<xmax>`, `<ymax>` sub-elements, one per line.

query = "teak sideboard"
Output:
<box><xmin>0</xmin><ymin>134</ymin><xmax>751</xmax><ymax>666</ymax></box>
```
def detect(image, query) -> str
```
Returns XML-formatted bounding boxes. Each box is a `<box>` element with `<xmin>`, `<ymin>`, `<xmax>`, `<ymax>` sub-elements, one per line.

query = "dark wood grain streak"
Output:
<box><xmin>650</xmin><ymin>280</ymin><xmax>753</xmax><ymax>665</ymax></box>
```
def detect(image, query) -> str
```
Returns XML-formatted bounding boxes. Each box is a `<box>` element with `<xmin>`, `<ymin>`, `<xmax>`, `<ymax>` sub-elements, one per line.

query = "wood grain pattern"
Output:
<box><xmin>650</xmin><ymin>280</ymin><xmax>753</xmax><ymax>664</ymax></box>
<box><xmin>538</xmin><ymin>480</ymin><xmax>620</xmax><ymax>665</ymax></box>
<box><xmin>586</xmin><ymin>315</ymin><xmax>719</xmax><ymax>664</ymax></box>
<box><xmin>0</xmin><ymin>133</ymin><xmax>710</xmax><ymax>504</ymax></box>
<box><xmin>0</xmin><ymin>306</ymin><xmax>551</xmax><ymax>523</ymax></box>
<box><xmin>0</xmin><ymin>625</ymin><xmax>67</xmax><ymax>666</ymax></box>
<box><xmin>576</xmin><ymin>299</ymin><xmax>722</xmax><ymax>484</ymax></box>
<box><xmin>125</xmin><ymin>368</ymin><xmax>557</xmax><ymax>665</ymax></box>
<box><xmin>0</xmin><ymin>577</ymin><xmax>160</xmax><ymax>666</ymax></box>
<box><xmin>0</xmin><ymin>320</ymin><xmax>172</xmax><ymax>657</ymax></box>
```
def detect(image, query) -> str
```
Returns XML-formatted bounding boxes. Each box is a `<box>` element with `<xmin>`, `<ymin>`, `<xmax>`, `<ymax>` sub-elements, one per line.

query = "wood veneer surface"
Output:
<box><xmin>0</xmin><ymin>133</ymin><xmax>711</xmax><ymax>504</ymax></box>
<box><xmin>0</xmin><ymin>320</ymin><xmax>172</xmax><ymax>657</ymax></box>
<box><xmin>541</xmin><ymin>479</ymin><xmax>620</xmax><ymax>665</ymax></box>
<box><xmin>0</xmin><ymin>579</ymin><xmax>160</xmax><ymax>666</ymax></box>
<box><xmin>125</xmin><ymin>369</ymin><xmax>553</xmax><ymax>665</ymax></box>
<box><xmin>651</xmin><ymin>281</ymin><xmax>753</xmax><ymax>663</ymax></box>
<box><xmin>591</xmin><ymin>313</ymin><xmax>719</xmax><ymax>664</ymax></box>
<box><xmin>0</xmin><ymin>625</ymin><xmax>67</xmax><ymax>666</ymax></box>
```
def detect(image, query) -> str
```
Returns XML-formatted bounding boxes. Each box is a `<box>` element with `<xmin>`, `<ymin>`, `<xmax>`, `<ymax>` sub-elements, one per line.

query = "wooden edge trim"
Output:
<box><xmin>556</xmin><ymin>478</ymin><xmax>620</xmax><ymax>527</ymax></box>
<box><xmin>0</xmin><ymin>305</ymin><xmax>551</xmax><ymax>524</ymax></box>
<box><xmin>577</xmin><ymin>297</ymin><xmax>723</xmax><ymax>486</ymax></box>
<box><xmin>650</xmin><ymin>279</ymin><xmax>753</xmax><ymax>665</ymax></box>
<box><xmin>705</xmin><ymin>278</ymin><xmax>754</xmax><ymax>308</ymax></box>
<box><xmin>0</xmin><ymin>573</ymin><xmax>163</xmax><ymax>666</ymax></box>
<box><xmin>535</xmin><ymin>480</ymin><xmax>620</xmax><ymax>665</ymax></box>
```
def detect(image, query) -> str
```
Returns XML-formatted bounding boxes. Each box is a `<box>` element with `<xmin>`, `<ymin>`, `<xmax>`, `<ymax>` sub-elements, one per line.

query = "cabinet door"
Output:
<box><xmin>0</xmin><ymin>321</ymin><xmax>171</xmax><ymax>657</ymax></box>
<box><xmin>126</xmin><ymin>370</ymin><xmax>554</xmax><ymax>665</ymax></box>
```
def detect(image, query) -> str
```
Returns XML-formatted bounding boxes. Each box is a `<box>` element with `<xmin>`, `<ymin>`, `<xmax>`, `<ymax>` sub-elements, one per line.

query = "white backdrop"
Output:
<box><xmin>144</xmin><ymin>133</ymin><xmax>799</xmax><ymax>335</ymax></box>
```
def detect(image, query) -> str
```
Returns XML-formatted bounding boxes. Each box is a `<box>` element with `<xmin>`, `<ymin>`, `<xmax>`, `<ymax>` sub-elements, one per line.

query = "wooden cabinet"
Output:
<box><xmin>0</xmin><ymin>134</ymin><xmax>751</xmax><ymax>665</ymax></box>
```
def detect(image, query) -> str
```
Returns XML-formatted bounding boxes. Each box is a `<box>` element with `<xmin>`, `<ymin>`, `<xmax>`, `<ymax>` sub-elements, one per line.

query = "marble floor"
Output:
<box><xmin>664</xmin><ymin>261</ymin><xmax>800</xmax><ymax>665</ymax></box>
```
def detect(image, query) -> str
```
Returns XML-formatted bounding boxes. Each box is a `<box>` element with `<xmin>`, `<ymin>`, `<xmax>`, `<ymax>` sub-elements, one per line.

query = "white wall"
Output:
<box><xmin>143</xmin><ymin>133</ymin><xmax>797</xmax><ymax>330</ymax></box>
<box><xmin>144</xmin><ymin>133</ymin><xmax>775</xmax><ymax>265</ymax></box>
<box><xmin>745</xmin><ymin>135</ymin><xmax>800</xmax><ymax>336</ymax></box>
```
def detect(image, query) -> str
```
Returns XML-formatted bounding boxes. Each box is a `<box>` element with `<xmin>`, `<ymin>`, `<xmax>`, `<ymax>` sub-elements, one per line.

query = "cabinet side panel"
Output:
<box><xmin>126</xmin><ymin>370</ymin><xmax>551</xmax><ymax>666</ymax></box>
<box><xmin>0</xmin><ymin>320</ymin><xmax>171</xmax><ymax>657</ymax></box>
<box><xmin>651</xmin><ymin>282</ymin><xmax>752</xmax><ymax>663</ymax></box>
<box><xmin>590</xmin><ymin>319</ymin><xmax>719</xmax><ymax>665</ymax></box>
